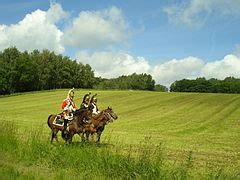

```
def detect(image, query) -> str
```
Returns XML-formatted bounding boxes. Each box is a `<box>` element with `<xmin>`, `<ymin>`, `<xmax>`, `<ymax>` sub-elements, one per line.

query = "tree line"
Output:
<box><xmin>170</xmin><ymin>77</ymin><xmax>240</xmax><ymax>93</ymax></box>
<box><xmin>94</xmin><ymin>73</ymin><xmax>154</xmax><ymax>91</ymax></box>
<box><xmin>0</xmin><ymin>47</ymin><xmax>168</xmax><ymax>95</ymax></box>
<box><xmin>94</xmin><ymin>73</ymin><xmax>168</xmax><ymax>91</ymax></box>
<box><xmin>0</xmin><ymin>47</ymin><xmax>95</xmax><ymax>95</ymax></box>
<box><xmin>3</xmin><ymin>47</ymin><xmax>238</xmax><ymax>95</ymax></box>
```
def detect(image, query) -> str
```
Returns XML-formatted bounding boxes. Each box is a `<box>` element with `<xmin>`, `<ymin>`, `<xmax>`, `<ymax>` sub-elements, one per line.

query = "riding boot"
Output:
<box><xmin>63</xmin><ymin>119</ymin><xmax>68</xmax><ymax>134</ymax></box>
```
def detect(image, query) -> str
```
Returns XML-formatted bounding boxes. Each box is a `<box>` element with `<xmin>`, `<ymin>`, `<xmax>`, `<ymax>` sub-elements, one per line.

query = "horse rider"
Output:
<box><xmin>61</xmin><ymin>88</ymin><xmax>77</xmax><ymax>132</ymax></box>
<box><xmin>80</xmin><ymin>92</ymin><xmax>91</xmax><ymax>110</ymax></box>
<box><xmin>78</xmin><ymin>92</ymin><xmax>92</xmax><ymax>123</ymax></box>
<box><xmin>89</xmin><ymin>94</ymin><xmax>100</xmax><ymax>116</ymax></box>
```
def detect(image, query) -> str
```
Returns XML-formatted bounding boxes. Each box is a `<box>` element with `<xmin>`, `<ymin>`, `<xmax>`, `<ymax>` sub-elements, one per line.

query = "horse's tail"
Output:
<box><xmin>47</xmin><ymin>114</ymin><xmax>53</xmax><ymax>128</ymax></box>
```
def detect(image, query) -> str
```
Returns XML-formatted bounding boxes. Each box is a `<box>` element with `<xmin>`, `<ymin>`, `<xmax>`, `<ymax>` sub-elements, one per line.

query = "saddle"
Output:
<box><xmin>53</xmin><ymin>115</ymin><xmax>64</xmax><ymax>126</ymax></box>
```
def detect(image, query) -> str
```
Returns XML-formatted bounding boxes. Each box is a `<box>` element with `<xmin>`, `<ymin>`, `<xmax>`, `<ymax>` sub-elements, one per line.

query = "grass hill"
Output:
<box><xmin>0</xmin><ymin>89</ymin><xmax>240</xmax><ymax>179</ymax></box>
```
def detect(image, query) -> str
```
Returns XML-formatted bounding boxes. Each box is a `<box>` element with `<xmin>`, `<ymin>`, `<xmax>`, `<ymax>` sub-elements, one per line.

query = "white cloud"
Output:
<box><xmin>0</xmin><ymin>3</ymin><xmax>67</xmax><ymax>53</ymax></box>
<box><xmin>76</xmin><ymin>51</ymin><xmax>240</xmax><ymax>86</ymax></box>
<box><xmin>0</xmin><ymin>5</ymin><xmax>128</xmax><ymax>53</ymax></box>
<box><xmin>163</xmin><ymin>0</ymin><xmax>240</xmax><ymax>27</ymax></box>
<box><xmin>201</xmin><ymin>54</ymin><xmax>240</xmax><ymax>79</ymax></box>
<box><xmin>76</xmin><ymin>51</ymin><xmax>150</xmax><ymax>78</ymax></box>
<box><xmin>62</xmin><ymin>7</ymin><xmax>128</xmax><ymax>48</ymax></box>
<box><xmin>151</xmin><ymin>57</ymin><xmax>204</xmax><ymax>86</ymax></box>
<box><xmin>152</xmin><ymin>55</ymin><xmax>240</xmax><ymax>86</ymax></box>
<box><xmin>46</xmin><ymin>2</ymin><xmax>68</xmax><ymax>23</ymax></box>
<box><xmin>76</xmin><ymin>51</ymin><xmax>205</xmax><ymax>86</ymax></box>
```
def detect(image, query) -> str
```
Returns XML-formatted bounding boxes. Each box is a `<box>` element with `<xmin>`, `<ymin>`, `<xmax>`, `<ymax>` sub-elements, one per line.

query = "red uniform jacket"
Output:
<box><xmin>61</xmin><ymin>98</ymin><xmax>76</xmax><ymax>111</ymax></box>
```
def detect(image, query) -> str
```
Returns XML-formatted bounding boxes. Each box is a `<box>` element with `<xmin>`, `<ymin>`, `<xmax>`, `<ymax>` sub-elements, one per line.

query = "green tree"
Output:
<box><xmin>154</xmin><ymin>84</ymin><xmax>168</xmax><ymax>92</ymax></box>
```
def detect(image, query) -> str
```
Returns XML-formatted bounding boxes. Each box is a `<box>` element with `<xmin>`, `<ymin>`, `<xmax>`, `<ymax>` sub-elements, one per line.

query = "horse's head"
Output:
<box><xmin>103</xmin><ymin>107</ymin><xmax>118</xmax><ymax>123</ymax></box>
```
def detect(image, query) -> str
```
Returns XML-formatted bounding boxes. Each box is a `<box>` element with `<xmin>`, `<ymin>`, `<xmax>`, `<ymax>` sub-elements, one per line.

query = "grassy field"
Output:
<box><xmin>0</xmin><ymin>89</ymin><xmax>240</xmax><ymax>179</ymax></box>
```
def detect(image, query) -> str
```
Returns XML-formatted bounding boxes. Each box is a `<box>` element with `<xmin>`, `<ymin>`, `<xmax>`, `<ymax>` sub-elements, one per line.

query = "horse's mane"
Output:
<box><xmin>73</xmin><ymin>108</ymin><xmax>87</xmax><ymax>116</ymax></box>
<box><xmin>92</xmin><ymin>110</ymin><xmax>104</xmax><ymax>120</ymax></box>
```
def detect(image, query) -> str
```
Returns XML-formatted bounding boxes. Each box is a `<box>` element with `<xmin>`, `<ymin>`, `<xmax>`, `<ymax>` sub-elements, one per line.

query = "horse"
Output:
<box><xmin>47</xmin><ymin>109</ymin><xmax>92</xmax><ymax>143</ymax></box>
<box><xmin>61</xmin><ymin>109</ymin><xmax>95</xmax><ymax>143</ymax></box>
<box><xmin>82</xmin><ymin>107</ymin><xmax>118</xmax><ymax>143</ymax></box>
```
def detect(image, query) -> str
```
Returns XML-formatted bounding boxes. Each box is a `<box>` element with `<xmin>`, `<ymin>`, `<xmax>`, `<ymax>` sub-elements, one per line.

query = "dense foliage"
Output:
<box><xmin>154</xmin><ymin>84</ymin><xmax>169</xmax><ymax>92</ymax></box>
<box><xmin>0</xmin><ymin>47</ymin><xmax>94</xmax><ymax>94</ymax></box>
<box><xmin>170</xmin><ymin>77</ymin><xmax>240</xmax><ymax>93</ymax></box>
<box><xmin>94</xmin><ymin>73</ymin><xmax>157</xmax><ymax>91</ymax></box>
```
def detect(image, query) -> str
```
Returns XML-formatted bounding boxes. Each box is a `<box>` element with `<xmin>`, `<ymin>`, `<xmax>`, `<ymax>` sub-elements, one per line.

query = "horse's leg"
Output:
<box><xmin>61</xmin><ymin>130</ymin><xmax>68</xmax><ymax>144</ymax></box>
<box><xmin>65</xmin><ymin>133</ymin><xmax>71</xmax><ymax>144</ymax></box>
<box><xmin>86</xmin><ymin>133</ymin><xmax>90</xmax><ymax>142</ymax></box>
<box><xmin>51</xmin><ymin>128</ymin><xmax>58</xmax><ymax>143</ymax></box>
<box><xmin>69</xmin><ymin>136</ymin><xmax>73</xmax><ymax>144</ymax></box>
<box><xmin>90</xmin><ymin>133</ymin><xmax>94</xmax><ymax>142</ymax></box>
<box><xmin>96</xmin><ymin>131</ymin><xmax>102</xmax><ymax>143</ymax></box>
<box><xmin>81</xmin><ymin>133</ymin><xmax>85</xmax><ymax>142</ymax></box>
<box><xmin>68</xmin><ymin>132</ymin><xmax>74</xmax><ymax>144</ymax></box>
<box><xmin>67</xmin><ymin>137</ymin><xmax>71</xmax><ymax>144</ymax></box>
<box><xmin>69</xmin><ymin>135</ymin><xmax>73</xmax><ymax>144</ymax></box>
<box><xmin>55</xmin><ymin>129</ymin><xmax>59</xmax><ymax>143</ymax></box>
<box><xmin>51</xmin><ymin>130</ymin><xmax>54</xmax><ymax>143</ymax></box>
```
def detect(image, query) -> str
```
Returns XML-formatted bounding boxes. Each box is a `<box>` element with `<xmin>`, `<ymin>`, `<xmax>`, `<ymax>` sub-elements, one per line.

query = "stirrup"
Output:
<box><xmin>68</xmin><ymin>114</ymin><xmax>73</xmax><ymax>121</ymax></box>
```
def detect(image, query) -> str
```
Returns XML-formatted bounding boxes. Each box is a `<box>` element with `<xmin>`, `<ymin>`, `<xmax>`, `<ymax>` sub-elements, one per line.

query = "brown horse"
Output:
<box><xmin>47</xmin><ymin>109</ymin><xmax>92</xmax><ymax>143</ymax></box>
<box><xmin>82</xmin><ymin>107</ymin><xmax>118</xmax><ymax>143</ymax></box>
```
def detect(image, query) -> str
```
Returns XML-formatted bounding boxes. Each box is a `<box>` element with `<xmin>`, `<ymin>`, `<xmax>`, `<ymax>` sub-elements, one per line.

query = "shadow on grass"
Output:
<box><xmin>62</xmin><ymin>141</ymin><xmax>115</xmax><ymax>148</ymax></box>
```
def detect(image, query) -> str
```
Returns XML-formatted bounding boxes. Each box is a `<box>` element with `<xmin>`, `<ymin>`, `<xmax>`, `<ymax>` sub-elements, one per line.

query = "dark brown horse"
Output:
<box><xmin>82</xmin><ymin>107</ymin><xmax>118</xmax><ymax>143</ymax></box>
<box><xmin>47</xmin><ymin>109</ymin><xmax>92</xmax><ymax>143</ymax></box>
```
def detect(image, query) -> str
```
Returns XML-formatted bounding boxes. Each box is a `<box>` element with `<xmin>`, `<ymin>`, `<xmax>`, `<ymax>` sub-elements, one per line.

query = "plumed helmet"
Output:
<box><xmin>83</xmin><ymin>92</ymin><xmax>91</xmax><ymax>102</ymax></box>
<box><xmin>90</xmin><ymin>93</ymin><xmax>97</xmax><ymax>103</ymax></box>
<box><xmin>67</xmin><ymin>88</ymin><xmax>75</xmax><ymax>98</ymax></box>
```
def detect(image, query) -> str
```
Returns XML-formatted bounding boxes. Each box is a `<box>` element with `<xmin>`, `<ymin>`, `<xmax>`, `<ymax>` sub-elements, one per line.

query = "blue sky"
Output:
<box><xmin>0</xmin><ymin>0</ymin><xmax>240</xmax><ymax>86</ymax></box>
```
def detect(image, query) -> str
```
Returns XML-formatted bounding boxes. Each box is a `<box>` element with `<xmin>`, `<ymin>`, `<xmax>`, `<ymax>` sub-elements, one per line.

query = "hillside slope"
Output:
<box><xmin>0</xmin><ymin>89</ymin><xmax>239</xmax><ymax>169</ymax></box>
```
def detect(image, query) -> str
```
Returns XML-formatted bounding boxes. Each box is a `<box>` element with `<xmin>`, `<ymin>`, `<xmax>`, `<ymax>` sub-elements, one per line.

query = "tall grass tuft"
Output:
<box><xmin>0</xmin><ymin>121</ymin><xmax>18</xmax><ymax>153</ymax></box>
<box><xmin>1</xmin><ymin>122</ymin><xmax>240</xmax><ymax>179</ymax></box>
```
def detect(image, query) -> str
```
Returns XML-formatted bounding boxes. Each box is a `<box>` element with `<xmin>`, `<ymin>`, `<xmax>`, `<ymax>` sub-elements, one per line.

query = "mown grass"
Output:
<box><xmin>0</xmin><ymin>89</ymin><xmax>240</xmax><ymax>179</ymax></box>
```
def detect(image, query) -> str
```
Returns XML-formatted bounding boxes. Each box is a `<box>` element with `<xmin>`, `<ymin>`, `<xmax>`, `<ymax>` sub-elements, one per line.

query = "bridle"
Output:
<box><xmin>103</xmin><ymin>110</ymin><xmax>114</xmax><ymax>123</ymax></box>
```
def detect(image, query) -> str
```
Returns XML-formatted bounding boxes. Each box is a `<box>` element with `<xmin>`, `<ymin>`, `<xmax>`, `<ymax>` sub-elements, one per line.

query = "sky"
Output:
<box><xmin>0</xmin><ymin>0</ymin><xmax>240</xmax><ymax>86</ymax></box>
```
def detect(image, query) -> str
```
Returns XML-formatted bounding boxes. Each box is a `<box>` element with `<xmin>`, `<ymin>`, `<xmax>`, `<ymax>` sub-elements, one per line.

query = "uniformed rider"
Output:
<box><xmin>89</xmin><ymin>94</ymin><xmax>100</xmax><ymax>116</ymax></box>
<box><xmin>80</xmin><ymin>93</ymin><xmax>91</xmax><ymax>110</ymax></box>
<box><xmin>61</xmin><ymin>88</ymin><xmax>76</xmax><ymax>132</ymax></box>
